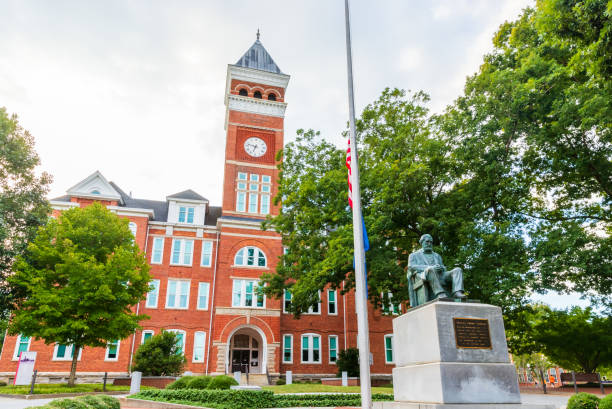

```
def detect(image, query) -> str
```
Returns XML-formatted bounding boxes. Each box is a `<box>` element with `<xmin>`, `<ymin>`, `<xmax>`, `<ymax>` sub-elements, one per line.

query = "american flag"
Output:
<box><xmin>346</xmin><ymin>138</ymin><xmax>354</xmax><ymax>209</ymax></box>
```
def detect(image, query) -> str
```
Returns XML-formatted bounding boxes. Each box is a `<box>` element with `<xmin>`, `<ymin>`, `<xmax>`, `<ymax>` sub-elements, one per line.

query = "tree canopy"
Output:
<box><xmin>261</xmin><ymin>0</ymin><xmax>611</xmax><ymax>315</ymax></box>
<box><xmin>0</xmin><ymin>107</ymin><xmax>51</xmax><ymax>317</ymax></box>
<box><xmin>9</xmin><ymin>202</ymin><xmax>151</xmax><ymax>385</ymax></box>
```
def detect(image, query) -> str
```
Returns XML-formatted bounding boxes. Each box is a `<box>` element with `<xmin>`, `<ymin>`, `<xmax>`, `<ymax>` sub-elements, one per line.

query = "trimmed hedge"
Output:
<box><xmin>600</xmin><ymin>394</ymin><xmax>612</xmax><ymax>409</ymax></box>
<box><xmin>567</xmin><ymin>392</ymin><xmax>600</xmax><ymax>409</ymax></box>
<box><xmin>188</xmin><ymin>375</ymin><xmax>213</xmax><ymax>389</ymax></box>
<box><xmin>166</xmin><ymin>375</ymin><xmax>195</xmax><ymax>389</ymax></box>
<box><xmin>131</xmin><ymin>389</ymin><xmax>394</xmax><ymax>409</ymax></box>
<box><xmin>207</xmin><ymin>375</ymin><xmax>239</xmax><ymax>390</ymax></box>
<box><xmin>27</xmin><ymin>395</ymin><xmax>120</xmax><ymax>409</ymax></box>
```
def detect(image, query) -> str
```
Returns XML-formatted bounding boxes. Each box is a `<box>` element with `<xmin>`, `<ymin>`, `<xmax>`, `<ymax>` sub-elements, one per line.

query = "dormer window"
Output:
<box><xmin>268</xmin><ymin>93</ymin><xmax>276</xmax><ymax>101</ymax></box>
<box><xmin>239</xmin><ymin>88</ymin><xmax>248</xmax><ymax>96</ymax></box>
<box><xmin>91</xmin><ymin>190</ymin><xmax>100</xmax><ymax>195</ymax></box>
<box><xmin>178</xmin><ymin>206</ymin><xmax>195</xmax><ymax>224</ymax></box>
<box><xmin>253</xmin><ymin>91</ymin><xmax>262</xmax><ymax>99</ymax></box>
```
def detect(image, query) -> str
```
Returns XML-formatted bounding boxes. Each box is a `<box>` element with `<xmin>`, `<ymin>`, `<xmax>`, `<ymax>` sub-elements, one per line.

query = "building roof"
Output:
<box><xmin>235</xmin><ymin>36</ymin><xmax>283</xmax><ymax>74</ymax></box>
<box><xmin>167</xmin><ymin>189</ymin><xmax>207</xmax><ymax>202</ymax></box>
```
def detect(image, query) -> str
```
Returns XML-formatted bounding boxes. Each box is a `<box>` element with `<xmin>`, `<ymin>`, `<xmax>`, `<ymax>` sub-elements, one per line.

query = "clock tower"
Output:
<box><xmin>221</xmin><ymin>34</ymin><xmax>290</xmax><ymax>218</ymax></box>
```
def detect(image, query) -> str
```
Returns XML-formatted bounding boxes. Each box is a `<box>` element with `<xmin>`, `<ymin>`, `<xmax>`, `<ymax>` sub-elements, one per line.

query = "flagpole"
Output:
<box><xmin>343</xmin><ymin>1</ymin><xmax>372</xmax><ymax>408</ymax></box>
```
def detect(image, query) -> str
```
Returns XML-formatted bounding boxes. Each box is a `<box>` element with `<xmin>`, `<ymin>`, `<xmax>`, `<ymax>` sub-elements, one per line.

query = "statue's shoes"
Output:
<box><xmin>452</xmin><ymin>291</ymin><xmax>467</xmax><ymax>299</ymax></box>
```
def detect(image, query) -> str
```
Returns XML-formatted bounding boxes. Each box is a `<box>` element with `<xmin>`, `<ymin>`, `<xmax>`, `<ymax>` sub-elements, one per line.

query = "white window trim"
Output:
<box><xmin>301</xmin><ymin>333</ymin><xmax>322</xmax><ymax>364</ymax></box>
<box><xmin>282</xmin><ymin>334</ymin><xmax>293</xmax><ymax>364</ymax></box>
<box><xmin>170</xmin><ymin>239</ymin><xmax>194</xmax><ymax>266</ymax></box>
<box><xmin>237</xmin><ymin>172</ymin><xmax>248</xmax><ymax>181</ymax></box>
<box><xmin>128</xmin><ymin>222</ymin><xmax>137</xmax><ymax>239</ymax></box>
<box><xmin>304</xmin><ymin>291</ymin><xmax>321</xmax><ymax>315</ymax></box>
<box><xmin>192</xmin><ymin>331</ymin><xmax>206</xmax><ymax>363</ymax></box>
<box><xmin>105</xmin><ymin>340</ymin><xmax>120</xmax><ymax>361</ymax></box>
<box><xmin>232</xmin><ymin>279</ymin><xmax>265</xmax><ymax>308</ymax></box>
<box><xmin>248</xmin><ymin>192</ymin><xmax>258</xmax><ymax>214</ymax></box>
<box><xmin>141</xmin><ymin>330</ymin><xmax>154</xmax><ymax>343</ymax></box>
<box><xmin>329</xmin><ymin>335</ymin><xmax>338</xmax><ymax>364</ymax></box>
<box><xmin>197</xmin><ymin>282</ymin><xmax>210</xmax><ymax>310</ymax></box>
<box><xmin>12</xmin><ymin>335</ymin><xmax>31</xmax><ymax>361</ymax></box>
<box><xmin>165</xmin><ymin>279</ymin><xmax>191</xmax><ymax>310</ymax></box>
<box><xmin>384</xmin><ymin>334</ymin><xmax>394</xmax><ymax>364</ymax></box>
<box><xmin>327</xmin><ymin>289</ymin><xmax>338</xmax><ymax>316</ymax></box>
<box><xmin>146</xmin><ymin>279</ymin><xmax>160</xmax><ymax>308</ymax></box>
<box><xmin>178</xmin><ymin>206</ymin><xmax>195</xmax><ymax>224</ymax></box>
<box><xmin>260</xmin><ymin>194</ymin><xmax>270</xmax><ymax>215</ymax></box>
<box><xmin>200</xmin><ymin>241</ymin><xmax>213</xmax><ymax>267</ymax></box>
<box><xmin>233</xmin><ymin>246</ymin><xmax>267</xmax><ymax>268</ymax></box>
<box><xmin>52</xmin><ymin>344</ymin><xmax>82</xmax><ymax>361</ymax></box>
<box><xmin>151</xmin><ymin>237</ymin><xmax>164</xmax><ymax>264</ymax></box>
<box><xmin>166</xmin><ymin>329</ymin><xmax>187</xmax><ymax>354</ymax></box>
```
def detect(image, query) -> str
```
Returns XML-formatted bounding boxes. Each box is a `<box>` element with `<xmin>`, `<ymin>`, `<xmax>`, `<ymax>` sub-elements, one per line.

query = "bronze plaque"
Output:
<box><xmin>453</xmin><ymin>318</ymin><xmax>492</xmax><ymax>349</ymax></box>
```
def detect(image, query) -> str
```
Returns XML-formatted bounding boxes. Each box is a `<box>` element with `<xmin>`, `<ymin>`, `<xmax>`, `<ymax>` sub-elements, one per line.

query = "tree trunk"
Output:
<box><xmin>68</xmin><ymin>346</ymin><xmax>80</xmax><ymax>386</ymax></box>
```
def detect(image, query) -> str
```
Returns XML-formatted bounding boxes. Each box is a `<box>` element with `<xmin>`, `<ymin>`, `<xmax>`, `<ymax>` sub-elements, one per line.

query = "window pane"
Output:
<box><xmin>187</xmin><ymin>208</ymin><xmax>194</xmax><ymax>223</ymax></box>
<box><xmin>237</xmin><ymin>192</ymin><xmax>246</xmax><ymax>212</ymax></box>
<box><xmin>233</xmin><ymin>280</ymin><xmax>242</xmax><ymax>306</ymax></box>
<box><xmin>179</xmin><ymin>207</ymin><xmax>186</xmax><ymax>223</ymax></box>
<box><xmin>235</xmin><ymin>249</ymin><xmax>244</xmax><ymax>265</ymax></box>
<box><xmin>152</xmin><ymin>238</ymin><xmax>163</xmax><ymax>263</ymax></box>
<box><xmin>183</xmin><ymin>240</ymin><xmax>193</xmax><ymax>265</ymax></box>
<box><xmin>245</xmin><ymin>281</ymin><xmax>253</xmax><ymax>306</ymax></box>
<box><xmin>168</xmin><ymin>281</ymin><xmax>177</xmax><ymax>307</ymax></box>
<box><xmin>107</xmin><ymin>342</ymin><xmax>118</xmax><ymax>359</ymax></box>
<box><xmin>146</xmin><ymin>280</ymin><xmax>159</xmax><ymax>307</ymax></box>
<box><xmin>56</xmin><ymin>344</ymin><xmax>66</xmax><ymax>358</ymax></box>
<box><xmin>247</xmin><ymin>247</ymin><xmax>255</xmax><ymax>265</ymax></box>
<box><xmin>179</xmin><ymin>281</ymin><xmax>189</xmax><ymax>308</ymax></box>
<box><xmin>313</xmin><ymin>336</ymin><xmax>319</xmax><ymax>350</ymax></box>
<box><xmin>250</xmin><ymin>174</ymin><xmax>258</xmax><ymax>182</ymax></box>
<box><xmin>237</xmin><ymin>182</ymin><xmax>246</xmax><ymax>190</ymax></box>
<box><xmin>248</xmin><ymin>193</ymin><xmax>258</xmax><ymax>213</ymax></box>
<box><xmin>238</xmin><ymin>172</ymin><xmax>247</xmax><ymax>180</ymax></box>
<box><xmin>143</xmin><ymin>332</ymin><xmax>153</xmax><ymax>342</ymax></box>
<box><xmin>201</xmin><ymin>241</ymin><xmax>212</xmax><ymax>266</ymax></box>
<box><xmin>330</xmin><ymin>337</ymin><xmax>336</xmax><ymax>349</ymax></box>
<box><xmin>249</xmin><ymin>183</ymin><xmax>258</xmax><ymax>191</ymax></box>
<box><xmin>284</xmin><ymin>335</ymin><xmax>291</xmax><ymax>349</ymax></box>
<box><xmin>260</xmin><ymin>195</ymin><xmax>270</xmax><ymax>214</ymax></box>
<box><xmin>258</xmin><ymin>250</ymin><xmax>266</xmax><ymax>266</ymax></box>
<box><xmin>198</xmin><ymin>282</ymin><xmax>209</xmax><ymax>309</ymax></box>
<box><xmin>194</xmin><ymin>332</ymin><xmax>205</xmax><ymax>362</ymax></box>
<box><xmin>261</xmin><ymin>185</ymin><xmax>271</xmax><ymax>193</ymax></box>
<box><xmin>262</xmin><ymin>175</ymin><xmax>271</xmax><ymax>183</ymax></box>
<box><xmin>172</xmin><ymin>240</ymin><xmax>181</xmax><ymax>264</ymax></box>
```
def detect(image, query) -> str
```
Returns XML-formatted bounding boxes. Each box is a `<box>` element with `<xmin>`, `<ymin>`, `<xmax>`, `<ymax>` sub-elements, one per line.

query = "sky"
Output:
<box><xmin>1</xmin><ymin>0</ymin><xmax>591</xmax><ymax>309</ymax></box>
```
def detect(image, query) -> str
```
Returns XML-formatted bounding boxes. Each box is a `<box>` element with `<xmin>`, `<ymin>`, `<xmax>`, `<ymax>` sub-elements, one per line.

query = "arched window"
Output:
<box><xmin>253</xmin><ymin>91</ymin><xmax>262</xmax><ymax>99</ymax></box>
<box><xmin>239</xmin><ymin>88</ymin><xmax>248</xmax><ymax>96</ymax></box>
<box><xmin>234</xmin><ymin>246</ymin><xmax>266</xmax><ymax>267</ymax></box>
<box><xmin>91</xmin><ymin>190</ymin><xmax>101</xmax><ymax>194</ymax></box>
<box><xmin>267</xmin><ymin>93</ymin><xmax>276</xmax><ymax>101</ymax></box>
<box><xmin>128</xmin><ymin>222</ymin><xmax>137</xmax><ymax>239</ymax></box>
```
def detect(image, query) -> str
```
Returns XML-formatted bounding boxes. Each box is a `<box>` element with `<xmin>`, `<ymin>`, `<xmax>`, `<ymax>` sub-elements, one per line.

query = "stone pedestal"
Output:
<box><xmin>390</xmin><ymin>301</ymin><xmax>553</xmax><ymax>409</ymax></box>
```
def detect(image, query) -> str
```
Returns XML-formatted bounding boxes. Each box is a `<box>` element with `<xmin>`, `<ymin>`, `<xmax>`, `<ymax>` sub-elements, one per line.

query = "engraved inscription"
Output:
<box><xmin>453</xmin><ymin>318</ymin><xmax>492</xmax><ymax>349</ymax></box>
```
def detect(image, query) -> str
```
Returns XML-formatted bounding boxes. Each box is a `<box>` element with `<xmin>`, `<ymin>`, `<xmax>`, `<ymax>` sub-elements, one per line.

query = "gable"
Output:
<box><xmin>66</xmin><ymin>170</ymin><xmax>122</xmax><ymax>203</ymax></box>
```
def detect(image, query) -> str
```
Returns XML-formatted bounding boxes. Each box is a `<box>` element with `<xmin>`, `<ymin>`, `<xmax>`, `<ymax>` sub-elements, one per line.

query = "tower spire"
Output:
<box><xmin>256</xmin><ymin>28</ymin><xmax>260</xmax><ymax>41</ymax></box>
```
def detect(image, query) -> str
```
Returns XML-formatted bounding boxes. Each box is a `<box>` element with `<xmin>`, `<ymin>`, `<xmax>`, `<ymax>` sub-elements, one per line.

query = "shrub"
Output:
<box><xmin>47</xmin><ymin>398</ymin><xmax>91</xmax><ymax>409</ymax></box>
<box><xmin>600</xmin><ymin>394</ymin><xmax>612</xmax><ymax>409</ymax></box>
<box><xmin>89</xmin><ymin>395</ymin><xmax>120</xmax><ymax>409</ymax></box>
<box><xmin>207</xmin><ymin>375</ymin><xmax>239</xmax><ymax>390</ymax></box>
<box><xmin>166</xmin><ymin>376</ymin><xmax>194</xmax><ymax>389</ymax></box>
<box><xmin>188</xmin><ymin>375</ymin><xmax>213</xmax><ymax>389</ymax></box>
<box><xmin>567</xmin><ymin>392</ymin><xmax>600</xmax><ymax>409</ymax></box>
<box><xmin>133</xmin><ymin>331</ymin><xmax>186</xmax><ymax>376</ymax></box>
<box><xmin>276</xmin><ymin>378</ymin><xmax>286</xmax><ymax>385</ymax></box>
<box><xmin>0</xmin><ymin>381</ymin><xmax>7</xmax><ymax>386</ymax></box>
<box><xmin>130</xmin><ymin>389</ymin><xmax>394</xmax><ymax>409</ymax></box>
<box><xmin>336</xmin><ymin>347</ymin><xmax>360</xmax><ymax>377</ymax></box>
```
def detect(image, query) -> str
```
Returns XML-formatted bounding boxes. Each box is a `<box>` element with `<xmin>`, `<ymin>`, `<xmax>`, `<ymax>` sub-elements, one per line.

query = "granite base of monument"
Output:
<box><xmin>388</xmin><ymin>301</ymin><xmax>553</xmax><ymax>409</ymax></box>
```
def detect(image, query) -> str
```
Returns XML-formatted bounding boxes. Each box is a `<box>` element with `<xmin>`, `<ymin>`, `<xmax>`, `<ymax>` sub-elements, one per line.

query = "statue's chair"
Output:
<box><xmin>409</xmin><ymin>274</ymin><xmax>431</xmax><ymax>307</ymax></box>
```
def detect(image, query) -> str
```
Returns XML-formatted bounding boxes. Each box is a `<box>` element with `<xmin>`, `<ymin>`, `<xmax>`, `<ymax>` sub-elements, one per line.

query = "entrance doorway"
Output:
<box><xmin>230</xmin><ymin>332</ymin><xmax>261</xmax><ymax>374</ymax></box>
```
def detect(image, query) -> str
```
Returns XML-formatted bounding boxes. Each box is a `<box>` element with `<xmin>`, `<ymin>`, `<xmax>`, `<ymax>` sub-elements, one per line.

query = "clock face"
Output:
<box><xmin>244</xmin><ymin>137</ymin><xmax>267</xmax><ymax>157</ymax></box>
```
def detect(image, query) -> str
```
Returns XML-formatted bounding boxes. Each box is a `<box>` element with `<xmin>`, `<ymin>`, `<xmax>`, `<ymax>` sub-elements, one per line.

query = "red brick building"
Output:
<box><xmin>0</xmin><ymin>37</ymin><xmax>398</xmax><ymax>384</ymax></box>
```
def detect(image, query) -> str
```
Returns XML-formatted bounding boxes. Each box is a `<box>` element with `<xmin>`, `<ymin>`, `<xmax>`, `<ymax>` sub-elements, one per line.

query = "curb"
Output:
<box><xmin>0</xmin><ymin>391</ymin><xmax>126</xmax><ymax>400</ymax></box>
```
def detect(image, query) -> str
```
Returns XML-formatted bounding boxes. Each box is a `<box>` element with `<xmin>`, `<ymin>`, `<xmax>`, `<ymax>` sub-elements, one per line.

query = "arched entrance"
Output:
<box><xmin>227</xmin><ymin>327</ymin><xmax>266</xmax><ymax>374</ymax></box>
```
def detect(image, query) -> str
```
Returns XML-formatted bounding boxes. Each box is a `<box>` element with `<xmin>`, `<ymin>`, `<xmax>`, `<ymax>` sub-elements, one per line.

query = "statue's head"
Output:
<box><xmin>419</xmin><ymin>234</ymin><xmax>434</xmax><ymax>252</ymax></box>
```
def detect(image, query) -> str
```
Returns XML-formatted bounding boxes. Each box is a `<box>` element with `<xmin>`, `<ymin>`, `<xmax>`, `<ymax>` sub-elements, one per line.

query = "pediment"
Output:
<box><xmin>66</xmin><ymin>170</ymin><xmax>122</xmax><ymax>203</ymax></box>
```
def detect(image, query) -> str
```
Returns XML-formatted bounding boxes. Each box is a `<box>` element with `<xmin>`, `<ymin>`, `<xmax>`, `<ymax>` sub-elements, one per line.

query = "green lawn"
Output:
<box><xmin>0</xmin><ymin>383</ymin><xmax>153</xmax><ymax>395</ymax></box>
<box><xmin>262</xmin><ymin>383</ymin><xmax>393</xmax><ymax>394</ymax></box>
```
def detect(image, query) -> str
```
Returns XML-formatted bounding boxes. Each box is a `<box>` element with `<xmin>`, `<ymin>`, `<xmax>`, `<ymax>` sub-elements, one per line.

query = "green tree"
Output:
<box><xmin>336</xmin><ymin>347</ymin><xmax>360</xmax><ymax>377</ymax></box>
<box><xmin>0</xmin><ymin>107</ymin><xmax>51</xmax><ymax>316</ymax></box>
<box><xmin>9</xmin><ymin>202</ymin><xmax>151</xmax><ymax>385</ymax></box>
<box><xmin>261</xmin><ymin>89</ymin><xmax>532</xmax><ymax>314</ymax></box>
<box><xmin>133</xmin><ymin>331</ymin><xmax>186</xmax><ymax>376</ymax></box>
<box><xmin>531</xmin><ymin>306</ymin><xmax>612</xmax><ymax>373</ymax></box>
<box><xmin>445</xmin><ymin>0</ymin><xmax>611</xmax><ymax>308</ymax></box>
